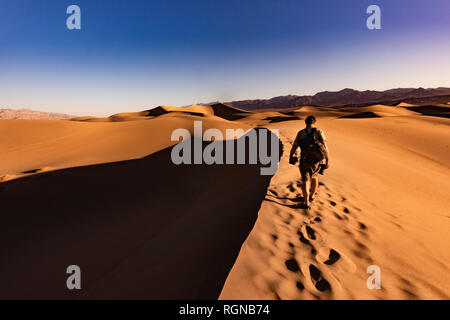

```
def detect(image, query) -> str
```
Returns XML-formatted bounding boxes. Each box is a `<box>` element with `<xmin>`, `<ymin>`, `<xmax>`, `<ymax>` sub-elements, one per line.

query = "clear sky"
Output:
<box><xmin>0</xmin><ymin>0</ymin><xmax>449</xmax><ymax>116</ymax></box>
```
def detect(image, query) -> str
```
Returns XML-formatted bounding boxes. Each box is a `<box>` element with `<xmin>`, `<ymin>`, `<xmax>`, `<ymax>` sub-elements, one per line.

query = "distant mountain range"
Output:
<box><xmin>0</xmin><ymin>109</ymin><xmax>74</xmax><ymax>120</ymax></box>
<box><xmin>226</xmin><ymin>87</ymin><xmax>450</xmax><ymax>111</ymax></box>
<box><xmin>2</xmin><ymin>87</ymin><xmax>449</xmax><ymax>119</ymax></box>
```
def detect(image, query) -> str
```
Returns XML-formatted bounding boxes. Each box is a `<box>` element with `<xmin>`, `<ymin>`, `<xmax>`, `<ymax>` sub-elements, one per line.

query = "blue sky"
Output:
<box><xmin>0</xmin><ymin>0</ymin><xmax>449</xmax><ymax>116</ymax></box>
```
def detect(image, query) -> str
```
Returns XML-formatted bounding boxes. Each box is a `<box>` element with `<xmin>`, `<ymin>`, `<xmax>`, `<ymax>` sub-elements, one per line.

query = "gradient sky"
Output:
<box><xmin>0</xmin><ymin>0</ymin><xmax>449</xmax><ymax>116</ymax></box>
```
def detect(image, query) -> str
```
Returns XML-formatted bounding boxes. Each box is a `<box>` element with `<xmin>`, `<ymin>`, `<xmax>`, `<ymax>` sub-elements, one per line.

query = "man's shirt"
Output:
<box><xmin>297</xmin><ymin>127</ymin><xmax>327</xmax><ymax>145</ymax></box>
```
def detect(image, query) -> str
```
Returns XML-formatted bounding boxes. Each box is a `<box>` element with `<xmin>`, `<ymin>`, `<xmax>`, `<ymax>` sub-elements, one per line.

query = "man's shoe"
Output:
<box><xmin>300</xmin><ymin>203</ymin><xmax>310</xmax><ymax>210</ymax></box>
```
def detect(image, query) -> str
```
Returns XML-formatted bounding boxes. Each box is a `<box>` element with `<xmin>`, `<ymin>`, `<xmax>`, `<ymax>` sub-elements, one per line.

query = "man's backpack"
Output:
<box><xmin>298</xmin><ymin>128</ymin><xmax>327</xmax><ymax>165</ymax></box>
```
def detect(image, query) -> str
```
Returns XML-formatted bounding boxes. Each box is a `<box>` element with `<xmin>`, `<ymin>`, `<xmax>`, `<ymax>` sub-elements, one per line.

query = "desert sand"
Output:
<box><xmin>0</xmin><ymin>103</ymin><xmax>449</xmax><ymax>299</ymax></box>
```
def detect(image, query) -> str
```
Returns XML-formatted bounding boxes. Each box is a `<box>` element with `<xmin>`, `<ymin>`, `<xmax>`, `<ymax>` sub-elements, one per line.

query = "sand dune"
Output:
<box><xmin>220</xmin><ymin>109</ymin><xmax>450</xmax><ymax>300</ymax></box>
<box><xmin>340</xmin><ymin>104</ymin><xmax>418</xmax><ymax>117</ymax></box>
<box><xmin>0</xmin><ymin>102</ymin><xmax>449</xmax><ymax>299</ymax></box>
<box><xmin>0</xmin><ymin>126</ymin><xmax>281</xmax><ymax>299</ymax></box>
<box><xmin>396</xmin><ymin>102</ymin><xmax>416</xmax><ymax>107</ymax></box>
<box><xmin>71</xmin><ymin>103</ymin><xmax>249</xmax><ymax>123</ymax></box>
<box><xmin>0</xmin><ymin>113</ymin><xmax>251</xmax><ymax>180</ymax></box>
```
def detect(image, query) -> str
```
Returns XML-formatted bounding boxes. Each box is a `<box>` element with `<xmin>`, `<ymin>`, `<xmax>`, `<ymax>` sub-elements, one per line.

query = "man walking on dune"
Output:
<box><xmin>289</xmin><ymin>115</ymin><xmax>329</xmax><ymax>209</ymax></box>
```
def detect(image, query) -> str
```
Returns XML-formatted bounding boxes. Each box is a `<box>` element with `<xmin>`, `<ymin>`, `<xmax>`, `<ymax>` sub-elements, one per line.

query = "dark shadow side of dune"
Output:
<box><xmin>404</xmin><ymin>105</ymin><xmax>450</xmax><ymax>119</ymax></box>
<box><xmin>0</xmin><ymin>128</ymin><xmax>282</xmax><ymax>299</ymax></box>
<box><xmin>339</xmin><ymin>111</ymin><xmax>381</xmax><ymax>119</ymax></box>
<box><xmin>263</xmin><ymin>116</ymin><xmax>299</xmax><ymax>123</ymax></box>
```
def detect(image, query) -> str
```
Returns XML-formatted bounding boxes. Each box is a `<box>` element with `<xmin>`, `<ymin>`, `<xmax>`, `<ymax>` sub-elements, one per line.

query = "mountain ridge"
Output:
<box><xmin>0</xmin><ymin>108</ymin><xmax>74</xmax><ymax>120</ymax></box>
<box><xmin>224</xmin><ymin>87</ymin><xmax>450</xmax><ymax>111</ymax></box>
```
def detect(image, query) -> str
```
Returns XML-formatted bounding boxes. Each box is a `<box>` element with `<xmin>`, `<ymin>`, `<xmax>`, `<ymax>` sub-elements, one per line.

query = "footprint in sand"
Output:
<box><xmin>305</xmin><ymin>225</ymin><xmax>316</xmax><ymax>240</ymax></box>
<box><xmin>286</xmin><ymin>183</ymin><xmax>296</xmax><ymax>193</ymax></box>
<box><xmin>354</xmin><ymin>240</ymin><xmax>368</xmax><ymax>251</ymax></box>
<box><xmin>352</xmin><ymin>240</ymin><xmax>372</xmax><ymax>262</ymax></box>
<box><xmin>268</xmin><ymin>188</ymin><xmax>279</xmax><ymax>197</ymax></box>
<box><xmin>333</xmin><ymin>212</ymin><xmax>343</xmax><ymax>220</ymax></box>
<box><xmin>296</xmin><ymin>281</ymin><xmax>305</xmax><ymax>291</ymax></box>
<box><xmin>298</xmin><ymin>230</ymin><xmax>312</xmax><ymax>246</ymax></box>
<box><xmin>309</xmin><ymin>264</ymin><xmax>331</xmax><ymax>292</ymax></box>
<box><xmin>285</xmin><ymin>258</ymin><xmax>301</xmax><ymax>273</ymax></box>
<box><xmin>323</xmin><ymin>249</ymin><xmax>341</xmax><ymax>265</ymax></box>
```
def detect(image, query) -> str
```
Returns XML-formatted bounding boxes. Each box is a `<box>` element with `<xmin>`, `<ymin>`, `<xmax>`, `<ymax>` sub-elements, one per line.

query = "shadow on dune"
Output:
<box><xmin>0</xmin><ymin>128</ymin><xmax>282</xmax><ymax>299</ymax></box>
<box><xmin>339</xmin><ymin>111</ymin><xmax>381</xmax><ymax>119</ymax></box>
<box><xmin>210</xmin><ymin>103</ymin><xmax>249</xmax><ymax>121</ymax></box>
<box><xmin>263</xmin><ymin>116</ymin><xmax>299</xmax><ymax>123</ymax></box>
<box><xmin>404</xmin><ymin>105</ymin><xmax>450</xmax><ymax>119</ymax></box>
<box><xmin>145</xmin><ymin>106</ymin><xmax>205</xmax><ymax>118</ymax></box>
